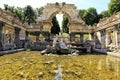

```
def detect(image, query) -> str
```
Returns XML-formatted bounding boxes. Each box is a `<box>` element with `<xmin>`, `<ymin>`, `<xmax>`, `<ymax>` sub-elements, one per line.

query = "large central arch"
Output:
<box><xmin>49</xmin><ymin>10</ymin><xmax>71</xmax><ymax>21</ymax></box>
<box><xmin>36</xmin><ymin>3</ymin><xmax>91</xmax><ymax>33</ymax></box>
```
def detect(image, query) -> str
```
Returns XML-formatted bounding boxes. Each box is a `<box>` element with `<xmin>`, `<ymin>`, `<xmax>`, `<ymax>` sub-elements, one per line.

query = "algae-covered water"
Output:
<box><xmin>0</xmin><ymin>51</ymin><xmax>120</xmax><ymax>80</ymax></box>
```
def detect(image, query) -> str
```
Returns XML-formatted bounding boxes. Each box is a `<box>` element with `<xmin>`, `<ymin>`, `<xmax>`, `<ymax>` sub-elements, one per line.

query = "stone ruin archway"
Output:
<box><xmin>36</xmin><ymin>3</ymin><xmax>86</xmax><ymax>33</ymax></box>
<box><xmin>27</xmin><ymin>2</ymin><xmax>95</xmax><ymax>44</ymax></box>
<box><xmin>49</xmin><ymin>10</ymin><xmax>71</xmax><ymax>21</ymax></box>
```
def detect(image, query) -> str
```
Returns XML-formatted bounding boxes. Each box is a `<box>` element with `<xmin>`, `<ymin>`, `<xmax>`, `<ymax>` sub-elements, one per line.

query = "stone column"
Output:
<box><xmin>113</xmin><ymin>30</ymin><xmax>118</xmax><ymax>47</ymax></box>
<box><xmin>35</xmin><ymin>31</ymin><xmax>40</xmax><ymax>42</ymax></box>
<box><xmin>94</xmin><ymin>32</ymin><xmax>101</xmax><ymax>49</ymax></box>
<box><xmin>91</xmin><ymin>33</ymin><xmax>94</xmax><ymax>41</ymax></box>
<box><xmin>0</xmin><ymin>23</ymin><xmax>3</xmax><ymax>43</ymax></box>
<box><xmin>117</xmin><ymin>32</ymin><xmax>120</xmax><ymax>46</ymax></box>
<box><xmin>80</xmin><ymin>33</ymin><xmax>84</xmax><ymax>43</ymax></box>
<box><xmin>100</xmin><ymin>30</ymin><xmax>106</xmax><ymax>49</ymax></box>
<box><xmin>70</xmin><ymin>33</ymin><xmax>75</xmax><ymax>42</ymax></box>
<box><xmin>106</xmin><ymin>31</ymin><xmax>111</xmax><ymax>47</ymax></box>
<box><xmin>89</xmin><ymin>33</ymin><xmax>94</xmax><ymax>40</ymax></box>
<box><xmin>0</xmin><ymin>22</ymin><xmax>4</xmax><ymax>50</ymax></box>
<box><xmin>14</xmin><ymin>27</ymin><xmax>21</xmax><ymax>48</ymax></box>
<box><xmin>89</xmin><ymin>32</ymin><xmax>95</xmax><ymax>48</ymax></box>
<box><xmin>25</xmin><ymin>31</ymin><xmax>29</xmax><ymax>41</ymax></box>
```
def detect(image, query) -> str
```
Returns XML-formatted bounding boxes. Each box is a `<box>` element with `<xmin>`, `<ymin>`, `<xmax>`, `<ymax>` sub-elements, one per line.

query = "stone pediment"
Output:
<box><xmin>36</xmin><ymin>3</ymin><xmax>85</xmax><ymax>24</ymax></box>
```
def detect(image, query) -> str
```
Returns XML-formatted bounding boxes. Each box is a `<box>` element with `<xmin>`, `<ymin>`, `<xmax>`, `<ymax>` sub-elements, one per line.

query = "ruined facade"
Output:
<box><xmin>0</xmin><ymin>3</ymin><xmax>120</xmax><ymax>50</ymax></box>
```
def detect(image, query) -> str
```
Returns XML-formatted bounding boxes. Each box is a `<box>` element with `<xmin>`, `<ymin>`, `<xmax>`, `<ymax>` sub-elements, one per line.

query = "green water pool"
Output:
<box><xmin>0</xmin><ymin>51</ymin><xmax>119</xmax><ymax>80</ymax></box>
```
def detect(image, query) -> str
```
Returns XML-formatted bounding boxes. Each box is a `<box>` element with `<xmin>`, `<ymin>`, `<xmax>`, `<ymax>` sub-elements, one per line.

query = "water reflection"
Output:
<box><xmin>0</xmin><ymin>52</ymin><xmax>120</xmax><ymax>80</ymax></box>
<box><xmin>106</xmin><ymin>55</ymin><xmax>120</xmax><ymax>78</ymax></box>
<box><xmin>97</xmin><ymin>59</ymin><xmax>102</xmax><ymax>70</ymax></box>
<box><xmin>87</xmin><ymin>55</ymin><xmax>120</xmax><ymax>79</ymax></box>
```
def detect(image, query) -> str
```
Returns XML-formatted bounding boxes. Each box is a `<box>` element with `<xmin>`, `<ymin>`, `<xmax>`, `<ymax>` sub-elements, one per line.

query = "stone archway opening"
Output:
<box><xmin>50</xmin><ymin>11</ymin><xmax>70</xmax><ymax>37</ymax></box>
<box><xmin>36</xmin><ymin>3</ymin><xmax>86</xmax><ymax>35</ymax></box>
<box><xmin>35</xmin><ymin>3</ymin><xmax>90</xmax><ymax>45</ymax></box>
<box><xmin>56</xmin><ymin>14</ymin><xmax>63</xmax><ymax>31</ymax></box>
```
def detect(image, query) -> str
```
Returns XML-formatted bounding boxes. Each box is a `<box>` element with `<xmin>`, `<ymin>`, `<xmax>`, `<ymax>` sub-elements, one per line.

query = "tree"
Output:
<box><xmin>51</xmin><ymin>16</ymin><xmax>60</xmax><ymax>35</ymax></box>
<box><xmin>4</xmin><ymin>4</ymin><xmax>24</xmax><ymax>23</ymax></box>
<box><xmin>4</xmin><ymin>4</ymin><xmax>14</xmax><ymax>13</ymax></box>
<box><xmin>8</xmin><ymin>6</ymin><xmax>14</xmax><ymax>13</ymax></box>
<box><xmin>108</xmin><ymin>0</ymin><xmax>120</xmax><ymax>15</ymax></box>
<box><xmin>79</xmin><ymin>9</ymin><xmax>86</xmax><ymax>20</ymax></box>
<box><xmin>35</xmin><ymin>7</ymin><xmax>44</xmax><ymax>16</ymax></box>
<box><xmin>24</xmin><ymin>5</ymin><xmax>36</xmax><ymax>25</ymax></box>
<box><xmin>4</xmin><ymin>4</ymin><xmax>8</xmax><ymax>10</ymax></box>
<box><xmin>82</xmin><ymin>7</ymin><xmax>99</xmax><ymax>25</ymax></box>
<box><xmin>99</xmin><ymin>10</ymin><xmax>110</xmax><ymax>19</ymax></box>
<box><xmin>13</xmin><ymin>7</ymin><xmax>24</xmax><ymax>22</ymax></box>
<box><xmin>62</xmin><ymin>15</ymin><xmax>69</xmax><ymax>33</ymax></box>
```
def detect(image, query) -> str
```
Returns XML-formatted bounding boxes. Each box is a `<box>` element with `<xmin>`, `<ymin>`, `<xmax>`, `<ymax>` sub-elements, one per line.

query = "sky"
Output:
<box><xmin>0</xmin><ymin>0</ymin><xmax>110</xmax><ymax>28</ymax></box>
<box><xmin>0</xmin><ymin>0</ymin><xmax>110</xmax><ymax>13</ymax></box>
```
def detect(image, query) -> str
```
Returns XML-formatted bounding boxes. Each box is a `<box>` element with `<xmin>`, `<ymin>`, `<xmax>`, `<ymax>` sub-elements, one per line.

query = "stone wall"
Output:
<box><xmin>1</xmin><ymin>3</ymin><xmax>120</xmax><ymax>50</ymax></box>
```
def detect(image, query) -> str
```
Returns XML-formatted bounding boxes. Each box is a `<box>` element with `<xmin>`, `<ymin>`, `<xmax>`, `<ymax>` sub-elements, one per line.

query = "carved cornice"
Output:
<box><xmin>95</xmin><ymin>12</ymin><xmax>120</xmax><ymax>32</ymax></box>
<box><xmin>0</xmin><ymin>8</ymin><xmax>26</xmax><ymax>30</ymax></box>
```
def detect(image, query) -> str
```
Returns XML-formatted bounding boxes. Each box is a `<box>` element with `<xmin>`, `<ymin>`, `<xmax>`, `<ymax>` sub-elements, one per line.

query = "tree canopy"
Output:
<box><xmin>79</xmin><ymin>7</ymin><xmax>99</xmax><ymax>25</ymax></box>
<box><xmin>79</xmin><ymin>9</ymin><xmax>86</xmax><ymax>20</ymax></box>
<box><xmin>24</xmin><ymin>5</ymin><xmax>36</xmax><ymax>25</ymax></box>
<box><xmin>108</xmin><ymin>0</ymin><xmax>120</xmax><ymax>15</ymax></box>
<box><xmin>3</xmin><ymin>4</ymin><xmax>44</xmax><ymax>25</ymax></box>
<box><xmin>62</xmin><ymin>15</ymin><xmax>69</xmax><ymax>33</ymax></box>
<box><xmin>35</xmin><ymin>7</ymin><xmax>44</xmax><ymax>16</ymax></box>
<box><xmin>99</xmin><ymin>10</ymin><xmax>110</xmax><ymax>19</ymax></box>
<box><xmin>51</xmin><ymin>16</ymin><xmax>60</xmax><ymax>35</ymax></box>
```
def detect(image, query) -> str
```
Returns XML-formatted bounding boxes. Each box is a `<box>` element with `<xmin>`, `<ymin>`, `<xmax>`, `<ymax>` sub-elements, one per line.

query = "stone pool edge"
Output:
<box><xmin>0</xmin><ymin>49</ymin><xmax>24</xmax><ymax>56</ymax></box>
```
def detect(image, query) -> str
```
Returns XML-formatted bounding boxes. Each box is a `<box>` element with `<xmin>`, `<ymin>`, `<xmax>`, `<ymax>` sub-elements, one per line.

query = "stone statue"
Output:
<box><xmin>41</xmin><ymin>38</ymin><xmax>78</xmax><ymax>54</ymax></box>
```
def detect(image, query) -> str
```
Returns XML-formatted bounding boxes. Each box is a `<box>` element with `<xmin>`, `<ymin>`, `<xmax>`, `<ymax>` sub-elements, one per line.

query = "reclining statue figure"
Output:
<box><xmin>41</xmin><ymin>38</ymin><xmax>76</xmax><ymax>55</ymax></box>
